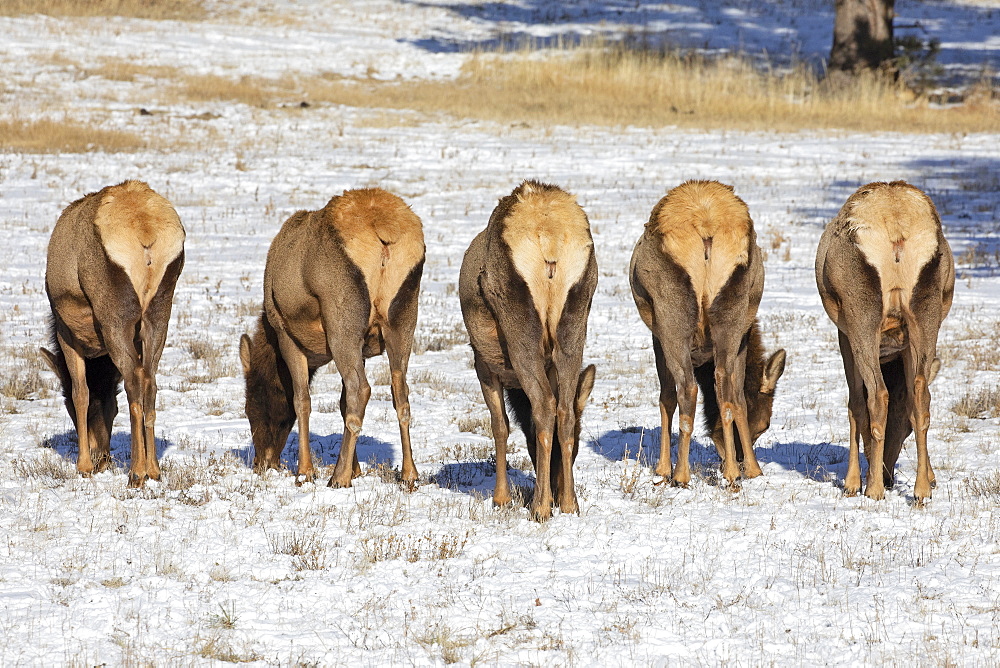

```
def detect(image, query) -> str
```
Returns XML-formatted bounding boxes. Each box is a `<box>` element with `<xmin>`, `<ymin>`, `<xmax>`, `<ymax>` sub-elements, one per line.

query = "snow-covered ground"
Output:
<box><xmin>1</xmin><ymin>1</ymin><xmax>999</xmax><ymax>665</ymax></box>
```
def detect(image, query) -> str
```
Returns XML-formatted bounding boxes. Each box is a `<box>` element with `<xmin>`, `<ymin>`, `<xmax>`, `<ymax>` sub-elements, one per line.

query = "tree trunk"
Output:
<box><xmin>828</xmin><ymin>0</ymin><xmax>896</xmax><ymax>83</ymax></box>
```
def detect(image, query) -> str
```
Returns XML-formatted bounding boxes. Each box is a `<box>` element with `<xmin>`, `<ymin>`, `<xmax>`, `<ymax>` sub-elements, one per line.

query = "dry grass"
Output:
<box><xmin>440</xmin><ymin>440</ymin><xmax>495</xmax><ymax>462</ymax></box>
<box><xmin>79</xmin><ymin>41</ymin><xmax>999</xmax><ymax>134</ymax></box>
<box><xmin>0</xmin><ymin>118</ymin><xmax>148</xmax><ymax>153</ymax></box>
<box><xmin>965</xmin><ymin>471</ymin><xmax>1000</xmax><ymax>498</ymax></box>
<box><xmin>89</xmin><ymin>59</ymin><xmax>180</xmax><ymax>83</ymax></box>
<box><xmin>303</xmin><ymin>43</ymin><xmax>1000</xmax><ymax>133</ymax></box>
<box><xmin>0</xmin><ymin>361</ymin><xmax>47</xmax><ymax>402</ymax></box>
<box><xmin>12</xmin><ymin>450</ymin><xmax>77</xmax><ymax>482</ymax></box>
<box><xmin>951</xmin><ymin>386</ymin><xmax>1000</xmax><ymax>419</ymax></box>
<box><xmin>0</xmin><ymin>0</ymin><xmax>206</xmax><ymax>20</ymax></box>
<box><xmin>176</xmin><ymin>74</ymin><xmax>292</xmax><ymax>109</ymax></box>
<box><xmin>454</xmin><ymin>414</ymin><xmax>492</xmax><ymax>438</ymax></box>
<box><xmin>359</xmin><ymin>529</ymin><xmax>470</xmax><ymax>564</ymax></box>
<box><xmin>267</xmin><ymin>530</ymin><xmax>328</xmax><ymax>571</ymax></box>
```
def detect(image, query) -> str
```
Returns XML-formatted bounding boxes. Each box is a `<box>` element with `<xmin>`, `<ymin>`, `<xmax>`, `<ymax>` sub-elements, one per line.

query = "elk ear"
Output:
<box><xmin>928</xmin><ymin>357</ymin><xmax>941</xmax><ymax>384</ymax></box>
<box><xmin>760</xmin><ymin>349</ymin><xmax>786</xmax><ymax>394</ymax></box>
<box><xmin>575</xmin><ymin>365</ymin><xmax>596</xmax><ymax>414</ymax></box>
<box><xmin>239</xmin><ymin>335</ymin><xmax>252</xmax><ymax>377</ymax></box>
<box><xmin>39</xmin><ymin>347</ymin><xmax>59</xmax><ymax>375</ymax></box>
<box><xmin>39</xmin><ymin>347</ymin><xmax>71</xmax><ymax>391</ymax></box>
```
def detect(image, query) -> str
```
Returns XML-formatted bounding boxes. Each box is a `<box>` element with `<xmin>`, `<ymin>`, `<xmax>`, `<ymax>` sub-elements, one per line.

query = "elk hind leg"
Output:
<box><xmin>904</xmin><ymin>341</ymin><xmax>935</xmax><ymax>503</ymax></box>
<box><xmin>276</xmin><ymin>331</ymin><xmax>315</xmax><ymax>483</ymax></box>
<box><xmin>713</xmin><ymin>357</ymin><xmax>744</xmax><ymax>488</ymax></box>
<box><xmin>57</xmin><ymin>334</ymin><xmax>94</xmax><ymax>476</ymax></box>
<box><xmin>102</xmin><ymin>329</ymin><xmax>151</xmax><ymax>487</ymax></box>
<box><xmin>519</xmin><ymin>371</ymin><xmax>557</xmax><ymax>521</ymax></box>
<box><xmin>652</xmin><ymin>323</ymin><xmax>696</xmax><ymax>487</ymax></box>
<box><xmin>137</xmin><ymin>318</ymin><xmax>170</xmax><ymax>482</ymax></box>
<box><xmin>121</xmin><ymin>363</ymin><xmax>151</xmax><ymax>488</ymax></box>
<box><xmin>329</xmin><ymin>342</ymin><xmax>370</xmax><ymax>489</ymax></box>
<box><xmin>720</xmin><ymin>344</ymin><xmax>762</xmax><ymax>479</ymax></box>
<box><xmin>652</xmin><ymin>337</ymin><xmax>678</xmax><ymax>479</ymax></box>
<box><xmin>553</xmin><ymin>355</ymin><xmax>581</xmax><ymax>514</ymax></box>
<box><xmin>384</xmin><ymin>324</ymin><xmax>418</xmax><ymax>487</ymax></box>
<box><xmin>475</xmin><ymin>359</ymin><xmax>512</xmax><ymax>506</ymax></box>
<box><xmin>838</xmin><ymin>332</ymin><xmax>869</xmax><ymax>496</ymax></box>
<box><xmin>848</xmin><ymin>334</ymin><xmax>890</xmax><ymax>501</ymax></box>
<box><xmin>337</xmin><ymin>385</ymin><xmax>362</xmax><ymax>478</ymax></box>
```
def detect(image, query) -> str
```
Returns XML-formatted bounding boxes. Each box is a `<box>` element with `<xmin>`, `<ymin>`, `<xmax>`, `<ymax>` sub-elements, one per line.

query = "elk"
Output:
<box><xmin>630</xmin><ymin>180</ymin><xmax>786</xmax><ymax>488</ymax></box>
<box><xmin>815</xmin><ymin>181</ymin><xmax>954</xmax><ymax>502</ymax></box>
<box><xmin>239</xmin><ymin>188</ymin><xmax>424</xmax><ymax>488</ymax></box>
<box><xmin>42</xmin><ymin>180</ymin><xmax>185</xmax><ymax>487</ymax></box>
<box><xmin>459</xmin><ymin>180</ymin><xmax>597</xmax><ymax>521</ymax></box>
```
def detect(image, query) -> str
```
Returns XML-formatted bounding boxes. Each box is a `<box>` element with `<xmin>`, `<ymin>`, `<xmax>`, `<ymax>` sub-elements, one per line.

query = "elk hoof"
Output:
<box><xmin>492</xmin><ymin>492</ymin><xmax>512</xmax><ymax>507</ymax></box>
<box><xmin>558</xmin><ymin>497</ymin><xmax>579</xmax><ymax>515</ymax></box>
<box><xmin>741</xmin><ymin>462</ymin><xmax>763</xmax><ymax>479</ymax></box>
<box><xmin>529</xmin><ymin>505</ymin><xmax>553</xmax><ymax>522</ymax></box>
<box><xmin>670</xmin><ymin>477</ymin><xmax>690</xmax><ymax>489</ymax></box>
<box><xmin>327</xmin><ymin>475</ymin><xmax>352</xmax><ymax>489</ymax></box>
<box><xmin>654</xmin><ymin>463</ymin><xmax>672</xmax><ymax>478</ymax></box>
<box><xmin>401</xmin><ymin>466</ymin><xmax>419</xmax><ymax>486</ymax></box>
<box><xmin>254</xmin><ymin>460</ymin><xmax>282</xmax><ymax>475</ymax></box>
<box><xmin>127</xmin><ymin>473</ymin><xmax>146</xmax><ymax>489</ymax></box>
<box><xmin>864</xmin><ymin>485</ymin><xmax>885</xmax><ymax>501</ymax></box>
<box><xmin>843</xmin><ymin>474</ymin><xmax>862</xmax><ymax>497</ymax></box>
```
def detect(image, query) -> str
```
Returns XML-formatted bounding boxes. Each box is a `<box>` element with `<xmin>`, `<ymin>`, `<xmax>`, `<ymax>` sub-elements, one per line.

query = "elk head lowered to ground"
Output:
<box><xmin>459</xmin><ymin>180</ymin><xmax>597</xmax><ymax>521</ymax></box>
<box><xmin>630</xmin><ymin>180</ymin><xmax>786</xmax><ymax>488</ymax></box>
<box><xmin>239</xmin><ymin>188</ymin><xmax>425</xmax><ymax>487</ymax></box>
<box><xmin>816</xmin><ymin>181</ymin><xmax>954</xmax><ymax>502</ymax></box>
<box><xmin>42</xmin><ymin>180</ymin><xmax>185</xmax><ymax>487</ymax></box>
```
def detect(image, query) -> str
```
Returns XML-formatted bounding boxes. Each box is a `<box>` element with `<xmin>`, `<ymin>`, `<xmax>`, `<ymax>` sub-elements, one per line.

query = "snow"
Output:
<box><xmin>1</xmin><ymin>1</ymin><xmax>999</xmax><ymax>665</ymax></box>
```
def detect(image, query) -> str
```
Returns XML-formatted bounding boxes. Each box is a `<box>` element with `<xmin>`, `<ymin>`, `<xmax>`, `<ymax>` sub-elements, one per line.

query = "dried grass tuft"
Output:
<box><xmin>951</xmin><ymin>386</ymin><xmax>1000</xmax><ymax>419</ymax></box>
<box><xmin>0</xmin><ymin>118</ymin><xmax>148</xmax><ymax>153</ymax></box>
<box><xmin>0</xmin><ymin>0</ymin><xmax>207</xmax><ymax>20</ymax></box>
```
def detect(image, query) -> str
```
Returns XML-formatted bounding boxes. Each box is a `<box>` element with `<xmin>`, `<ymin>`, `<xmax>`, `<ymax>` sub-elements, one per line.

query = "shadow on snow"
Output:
<box><xmin>588</xmin><ymin>426</ymin><xmax>854</xmax><ymax>485</ymax></box>
<box><xmin>400</xmin><ymin>0</ymin><xmax>999</xmax><ymax>77</ymax></box>
<box><xmin>228</xmin><ymin>430</ymin><xmax>399</xmax><ymax>474</ymax></box>
<box><xmin>430</xmin><ymin>459</ymin><xmax>535</xmax><ymax>499</ymax></box>
<box><xmin>43</xmin><ymin>430</ymin><xmax>174</xmax><ymax>472</ymax></box>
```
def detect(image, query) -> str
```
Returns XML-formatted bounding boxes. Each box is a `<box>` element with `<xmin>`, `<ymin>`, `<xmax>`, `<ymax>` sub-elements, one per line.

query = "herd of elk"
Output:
<box><xmin>38</xmin><ymin>178</ymin><xmax>955</xmax><ymax>514</ymax></box>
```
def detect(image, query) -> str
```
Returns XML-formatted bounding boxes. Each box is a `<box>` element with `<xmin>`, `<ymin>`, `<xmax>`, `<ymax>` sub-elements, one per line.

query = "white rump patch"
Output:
<box><xmin>502</xmin><ymin>189</ymin><xmax>592</xmax><ymax>345</ymax></box>
<box><xmin>849</xmin><ymin>186</ymin><xmax>939</xmax><ymax>313</ymax></box>
<box><xmin>94</xmin><ymin>182</ymin><xmax>185</xmax><ymax>311</ymax></box>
